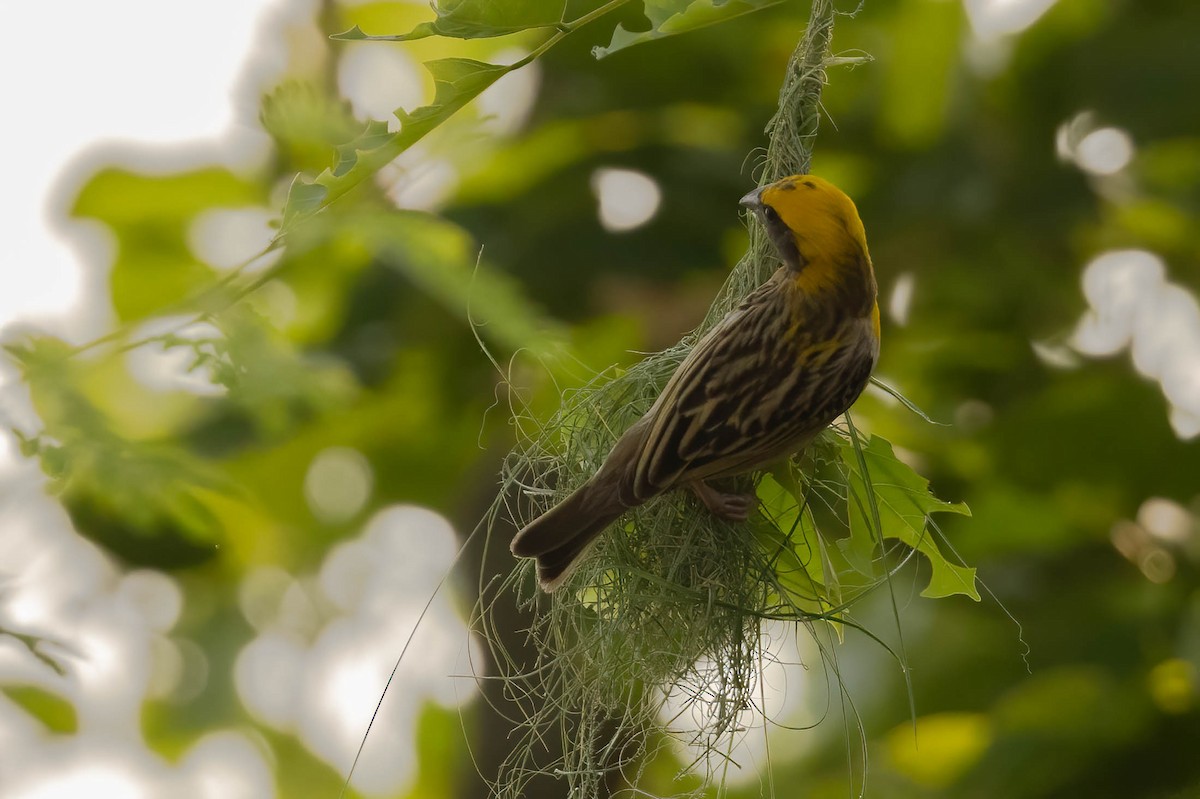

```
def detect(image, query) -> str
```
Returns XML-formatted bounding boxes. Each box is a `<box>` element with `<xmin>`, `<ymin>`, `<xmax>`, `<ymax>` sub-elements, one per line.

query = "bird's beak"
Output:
<box><xmin>739</xmin><ymin>187</ymin><xmax>763</xmax><ymax>210</ymax></box>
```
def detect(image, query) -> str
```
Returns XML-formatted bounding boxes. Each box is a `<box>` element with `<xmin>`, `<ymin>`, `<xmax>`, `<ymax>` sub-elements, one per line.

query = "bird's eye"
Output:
<box><xmin>763</xmin><ymin>206</ymin><xmax>781</xmax><ymax>224</ymax></box>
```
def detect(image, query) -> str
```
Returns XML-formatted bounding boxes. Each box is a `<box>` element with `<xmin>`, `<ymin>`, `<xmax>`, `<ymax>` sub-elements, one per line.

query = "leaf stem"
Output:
<box><xmin>521</xmin><ymin>0</ymin><xmax>634</xmax><ymax>64</ymax></box>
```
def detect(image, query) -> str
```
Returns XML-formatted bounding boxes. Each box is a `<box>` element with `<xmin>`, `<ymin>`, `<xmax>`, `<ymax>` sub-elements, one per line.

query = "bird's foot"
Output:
<box><xmin>689</xmin><ymin>480</ymin><xmax>757</xmax><ymax>522</ymax></box>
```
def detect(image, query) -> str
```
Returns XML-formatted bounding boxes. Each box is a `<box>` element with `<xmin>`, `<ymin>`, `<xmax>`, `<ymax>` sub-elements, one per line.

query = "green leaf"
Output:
<box><xmin>397</xmin><ymin>58</ymin><xmax>520</xmax><ymax>132</ymax></box>
<box><xmin>594</xmin><ymin>0</ymin><xmax>784</xmax><ymax>59</ymax></box>
<box><xmin>73</xmin><ymin>167</ymin><xmax>261</xmax><ymax>227</ymax></box>
<box><xmin>260</xmin><ymin>82</ymin><xmax>363</xmax><ymax>173</ymax></box>
<box><xmin>332</xmin><ymin>0</ymin><xmax>608</xmax><ymax>42</ymax></box>
<box><xmin>71</xmin><ymin>167</ymin><xmax>262</xmax><ymax>322</ymax></box>
<box><xmin>331</xmin><ymin>119</ymin><xmax>394</xmax><ymax>177</ymax></box>
<box><xmin>348</xmin><ymin>210</ymin><xmax>567</xmax><ymax>356</ymax></box>
<box><xmin>840</xmin><ymin>434</ymin><xmax>977</xmax><ymax>600</ymax></box>
<box><xmin>329</xmin><ymin>23</ymin><xmax>397</xmax><ymax>40</ymax></box>
<box><xmin>204</xmin><ymin>305</ymin><xmax>358</xmax><ymax>436</ymax></box>
<box><xmin>9</xmin><ymin>338</ymin><xmax>237</xmax><ymax>563</ymax></box>
<box><xmin>279</xmin><ymin>176</ymin><xmax>328</xmax><ymax>231</ymax></box>
<box><xmin>756</xmin><ymin>471</ymin><xmax>841</xmax><ymax>611</ymax></box>
<box><xmin>3</xmin><ymin>334</ymin><xmax>75</xmax><ymax>372</ymax></box>
<box><xmin>2</xmin><ymin>686</ymin><xmax>77</xmax><ymax>733</ymax></box>
<box><xmin>406</xmin><ymin>703</ymin><xmax>470</xmax><ymax>797</ymax></box>
<box><xmin>278</xmin><ymin>59</ymin><xmax>516</xmax><ymax>235</ymax></box>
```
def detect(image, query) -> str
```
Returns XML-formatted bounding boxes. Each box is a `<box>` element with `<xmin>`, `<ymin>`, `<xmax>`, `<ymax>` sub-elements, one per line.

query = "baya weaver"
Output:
<box><xmin>512</xmin><ymin>175</ymin><xmax>879</xmax><ymax>591</ymax></box>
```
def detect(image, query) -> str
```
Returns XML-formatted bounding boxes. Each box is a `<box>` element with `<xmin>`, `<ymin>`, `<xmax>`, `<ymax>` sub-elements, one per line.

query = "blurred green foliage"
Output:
<box><xmin>6</xmin><ymin>0</ymin><xmax>1200</xmax><ymax>796</ymax></box>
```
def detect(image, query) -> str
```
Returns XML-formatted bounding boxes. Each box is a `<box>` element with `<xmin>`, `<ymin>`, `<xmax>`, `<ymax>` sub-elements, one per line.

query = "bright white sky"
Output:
<box><xmin>0</xmin><ymin>0</ymin><xmax>280</xmax><ymax>340</ymax></box>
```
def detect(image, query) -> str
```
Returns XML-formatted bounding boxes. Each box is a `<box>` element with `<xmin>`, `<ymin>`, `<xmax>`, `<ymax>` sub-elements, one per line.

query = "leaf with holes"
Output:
<box><xmin>333</xmin><ymin>0</ymin><xmax>611</xmax><ymax>41</ymax></box>
<box><xmin>594</xmin><ymin>0</ymin><xmax>785</xmax><ymax>59</ymax></box>
<box><xmin>840</xmin><ymin>434</ymin><xmax>977</xmax><ymax>600</ymax></box>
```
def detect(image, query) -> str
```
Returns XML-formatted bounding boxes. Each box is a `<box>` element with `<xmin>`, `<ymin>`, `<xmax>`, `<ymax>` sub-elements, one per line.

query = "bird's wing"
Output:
<box><xmin>630</xmin><ymin>287</ymin><xmax>829</xmax><ymax>498</ymax></box>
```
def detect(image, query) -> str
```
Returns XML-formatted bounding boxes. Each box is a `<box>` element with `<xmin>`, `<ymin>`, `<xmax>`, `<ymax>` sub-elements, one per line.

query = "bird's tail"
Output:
<box><xmin>510</xmin><ymin>478</ymin><xmax>626</xmax><ymax>592</ymax></box>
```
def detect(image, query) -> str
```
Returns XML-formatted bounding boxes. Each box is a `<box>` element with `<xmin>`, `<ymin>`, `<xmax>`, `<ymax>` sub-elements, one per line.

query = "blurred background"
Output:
<box><xmin>1</xmin><ymin>0</ymin><xmax>1199</xmax><ymax>796</ymax></box>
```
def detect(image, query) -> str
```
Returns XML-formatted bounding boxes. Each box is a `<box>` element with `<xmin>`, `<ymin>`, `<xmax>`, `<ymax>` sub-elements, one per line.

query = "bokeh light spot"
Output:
<box><xmin>1137</xmin><ymin>497</ymin><xmax>1193</xmax><ymax>545</ymax></box>
<box><xmin>1138</xmin><ymin>546</ymin><xmax>1176</xmax><ymax>584</ymax></box>
<box><xmin>14</xmin><ymin>762</ymin><xmax>148</xmax><ymax>799</ymax></box>
<box><xmin>234</xmin><ymin>631</ymin><xmax>306</xmax><ymax>728</ymax></box>
<box><xmin>381</xmin><ymin>152</ymin><xmax>459</xmax><ymax>211</ymax></box>
<box><xmin>180</xmin><ymin>731</ymin><xmax>276</xmax><ymax>799</ymax></box>
<box><xmin>146</xmin><ymin>636</ymin><xmax>184</xmax><ymax>700</ymax></box>
<box><xmin>255</xmin><ymin>280</ymin><xmax>298</xmax><ymax>328</ymax></box>
<box><xmin>116</xmin><ymin>570</ymin><xmax>183</xmax><ymax>633</ymax></box>
<box><xmin>1072</xmin><ymin>249</ymin><xmax>1200</xmax><ymax>439</ymax></box>
<box><xmin>658</xmin><ymin>622</ymin><xmax>813</xmax><ymax>784</ymax></box>
<box><xmin>238</xmin><ymin>566</ymin><xmax>295</xmax><ymax>632</ymax></box>
<box><xmin>591</xmin><ymin>168</ymin><xmax>662</xmax><ymax>232</ymax></box>
<box><xmin>1148</xmin><ymin>658</ymin><xmax>1197</xmax><ymax>715</ymax></box>
<box><xmin>277</xmin><ymin>579</ymin><xmax>322</xmax><ymax>639</ymax></box>
<box><xmin>318</xmin><ymin>539</ymin><xmax>375</xmax><ymax>613</ymax></box>
<box><xmin>477</xmin><ymin>48</ymin><xmax>541</xmax><ymax>136</ymax></box>
<box><xmin>170</xmin><ymin>637</ymin><xmax>212</xmax><ymax>704</ymax></box>
<box><xmin>888</xmin><ymin>272</ymin><xmax>915</xmax><ymax>326</ymax></box>
<box><xmin>1169</xmin><ymin>406</ymin><xmax>1200</xmax><ymax>439</ymax></box>
<box><xmin>887</xmin><ymin>712</ymin><xmax>993</xmax><ymax>788</ymax></box>
<box><xmin>188</xmin><ymin>207</ymin><xmax>278</xmax><ymax>272</ymax></box>
<box><xmin>954</xmin><ymin>399</ymin><xmax>995</xmax><ymax>432</ymax></box>
<box><xmin>1031</xmin><ymin>340</ymin><xmax>1080</xmax><ymax>369</ymax></box>
<box><xmin>338</xmin><ymin>44</ymin><xmax>422</xmax><ymax>129</ymax></box>
<box><xmin>304</xmin><ymin>447</ymin><xmax>373</xmax><ymax>524</ymax></box>
<box><xmin>1110</xmin><ymin>519</ymin><xmax>1146</xmax><ymax>562</ymax></box>
<box><xmin>963</xmin><ymin>0</ymin><xmax>1059</xmax><ymax>40</ymax></box>
<box><xmin>1075</xmin><ymin>126</ymin><xmax>1134</xmax><ymax>175</ymax></box>
<box><xmin>232</xmin><ymin>504</ymin><xmax>475</xmax><ymax>796</ymax></box>
<box><xmin>1057</xmin><ymin>112</ymin><xmax>1136</xmax><ymax>177</ymax></box>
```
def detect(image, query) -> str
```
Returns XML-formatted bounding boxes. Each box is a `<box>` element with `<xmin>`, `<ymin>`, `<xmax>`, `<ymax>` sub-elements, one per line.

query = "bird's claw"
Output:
<box><xmin>689</xmin><ymin>481</ymin><xmax>757</xmax><ymax>522</ymax></box>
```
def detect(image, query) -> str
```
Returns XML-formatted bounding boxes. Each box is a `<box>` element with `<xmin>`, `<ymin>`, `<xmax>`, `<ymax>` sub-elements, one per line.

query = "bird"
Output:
<box><xmin>510</xmin><ymin>174</ymin><xmax>880</xmax><ymax>592</ymax></box>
